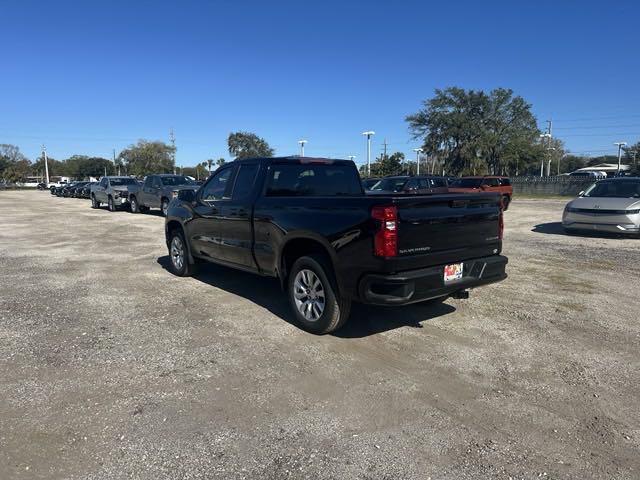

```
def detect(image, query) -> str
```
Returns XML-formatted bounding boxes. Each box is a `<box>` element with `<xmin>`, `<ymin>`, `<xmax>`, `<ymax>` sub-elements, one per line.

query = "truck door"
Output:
<box><xmin>96</xmin><ymin>177</ymin><xmax>108</xmax><ymax>202</ymax></box>
<box><xmin>147</xmin><ymin>176</ymin><xmax>162</xmax><ymax>208</ymax></box>
<box><xmin>140</xmin><ymin>176</ymin><xmax>154</xmax><ymax>206</ymax></box>
<box><xmin>220</xmin><ymin>162</ymin><xmax>260</xmax><ymax>268</ymax></box>
<box><xmin>189</xmin><ymin>165</ymin><xmax>236</xmax><ymax>263</ymax></box>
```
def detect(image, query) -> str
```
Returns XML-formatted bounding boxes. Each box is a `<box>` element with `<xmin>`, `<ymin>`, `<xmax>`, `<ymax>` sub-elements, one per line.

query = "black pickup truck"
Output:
<box><xmin>165</xmin><ymin>157</ymin><xmax>507</xmax><ymax>334</ymax></box>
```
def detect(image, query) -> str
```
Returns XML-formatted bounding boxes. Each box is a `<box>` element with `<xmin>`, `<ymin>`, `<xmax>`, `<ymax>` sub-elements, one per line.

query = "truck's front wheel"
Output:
<box><xmin>167</xmin><ymin>229</ymin><xmax>196</xmax><ymax>277</ymax></box>
<box><xmin>287</xmin><ymin>255</ymin><xmax>350</xmax><ymax>334</ymax></box>
<box><xmin>91</xmin><ymin>194</ymin><xmax>100</xmax><ymax>209</ymax></box>
<box><xmin>130</xmin><ymin>195</ymin><xmax>140</xmax><ymax>213</ymax></box>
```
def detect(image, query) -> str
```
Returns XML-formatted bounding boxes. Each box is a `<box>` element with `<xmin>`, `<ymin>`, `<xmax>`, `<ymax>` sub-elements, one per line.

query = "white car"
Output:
<box><xmin>562</xmin><ymin>178</ymin><xmax>640</xmax><ymax>236</ymax></box>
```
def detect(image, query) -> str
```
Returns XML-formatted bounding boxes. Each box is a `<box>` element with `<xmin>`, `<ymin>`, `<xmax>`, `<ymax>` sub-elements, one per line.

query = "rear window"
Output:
<box><xmin>265</xmin><ymin>164</ymin><xmax>362</xmax><ymax>196</ymax></box>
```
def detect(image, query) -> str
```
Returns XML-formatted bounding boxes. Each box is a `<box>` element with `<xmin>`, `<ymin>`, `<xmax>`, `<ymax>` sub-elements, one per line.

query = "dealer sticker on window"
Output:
<box><xmin>444</xmin><ymin>262</ymin><xmax>464</xmax><ymax>283</ymax></box>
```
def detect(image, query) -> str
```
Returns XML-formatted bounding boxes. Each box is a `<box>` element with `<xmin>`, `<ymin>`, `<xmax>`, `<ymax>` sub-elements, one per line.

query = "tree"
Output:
<box><xmin>228</xmin><ymin>131</ymin><xmax>274</xmax><ymax>159</ymax></box>
<box><xmin>406</xmin><ymin>87</ymin><xmax>541</xmax><ymax>175</ymax></box>
<box><xmin>560</xmin><ymin>155</ymin><xmax>587</xmax><ymax>174</ymax></box>
<box><xmin>118</xmin><ymin>140</ymin><xmax>176</xmax><ymax>176</ymax></box>
<box><xmin>216</xmin><ymin>158</ymin><xmax>226</xmax><ymax>167</ymax></box>
<box><xmin>624</xmin><ymin>142</ymin><xmax>639</xmax><ymax>170</ymax></box>
<box><xmin>0</xmin><ymin>144</ymin><xmax>30</xmax><ymax>180</ymax></box>
<box><xmin>359</xmin><ymin>152</ymin><xmax>405</xmax><ymax>177</ymax></box>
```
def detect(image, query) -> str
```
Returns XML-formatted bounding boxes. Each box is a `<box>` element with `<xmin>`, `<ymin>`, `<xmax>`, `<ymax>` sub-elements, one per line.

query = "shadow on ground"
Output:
<box><xmin>157</xmin><ymin>256</ymin><xmax>456</xmax><ymax>338</ymax></box>
<box><xmin>532</xmin><ymin>222</ymin><xmax>566</xmax><ymax>235</ymax></box>
<box><xmin>532</xmin><ymin>222</ymin><xmax>629</xmax><ymax>239</ymax></box>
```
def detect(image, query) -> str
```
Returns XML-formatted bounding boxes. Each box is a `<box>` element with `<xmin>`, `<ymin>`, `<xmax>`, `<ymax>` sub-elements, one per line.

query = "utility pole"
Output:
<box><xmin>382</xmin><ymin>138</ymin><xmax>388</xmax><ymax>158</ymax></box>
<box><xmin>362</xmin><ymin>131</ymin><xmax>375</xmax><ymax>177</ymax></box>
<box><xmin>298</xmin><ymin>139</ymin><xmax>307</xmax><ymax>157</ymax></box>
<box><xmin>42</xmin><ymin>145</ymin><xmax>50</xmax><ymax>186</ymax></box>
<box><xmin>170</xmin><ymin>128</ymin><xmax>176</xmax><ymax>175</ymax></box>
<box><xmin>413</xmin><ymin>148</ymin><xmax>423</xmax><ymax>175</ymax></box>
<box><xmin>614</xmin><ymin>142</ymin><xmax>627</xmax><ymax>175</ymax></box>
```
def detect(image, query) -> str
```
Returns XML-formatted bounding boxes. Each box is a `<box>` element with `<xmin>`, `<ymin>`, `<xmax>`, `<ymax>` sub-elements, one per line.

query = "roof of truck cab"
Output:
<box><xmin>234</xmin><ymin>156</ymin><xmax>354</xmax><ymax>164</ymax></box>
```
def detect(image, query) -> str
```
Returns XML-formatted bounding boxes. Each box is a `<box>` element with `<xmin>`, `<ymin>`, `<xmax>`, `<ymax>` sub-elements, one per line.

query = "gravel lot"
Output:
<box><xmin>1</xmin><ymin>190</ymin><xmax>639</xmax><ymax>480</ymax></box>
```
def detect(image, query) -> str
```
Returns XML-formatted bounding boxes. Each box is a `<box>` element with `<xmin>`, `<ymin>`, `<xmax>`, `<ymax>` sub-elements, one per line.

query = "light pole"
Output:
<box><xmin>298</xmin><ymin>139</ymin><xmax>307</xmax><ymax>157</ymax></box>
<box><xmin>614</xmin><ymin>142</ymin><xmax>627</xmax><ymax>175</ymax></box>
<box><xmin>362</xmin><ymin>131</ymin><xmax>375</xmax><ymax>177</ymax></box>
<box><xmin>42</xmin><ymin>145</ymin><xmax>50</xmax><ymax>186</ymax></box>
<box><xmin>413</xmin><ymin>148</ymin><xmax>423</xmax><ymax>175</ymax></box>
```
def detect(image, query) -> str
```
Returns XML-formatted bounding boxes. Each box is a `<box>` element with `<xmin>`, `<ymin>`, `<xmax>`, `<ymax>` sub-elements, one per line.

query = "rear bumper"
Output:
<box><xmin>358</xmin><ymin>255</ymin><xmax>508</xmax><ymax>305</ymax></box>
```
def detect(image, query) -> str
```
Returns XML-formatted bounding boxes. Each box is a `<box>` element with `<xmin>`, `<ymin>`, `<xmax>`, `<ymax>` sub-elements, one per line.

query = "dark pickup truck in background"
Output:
<box><xmin>165</xmin><ymin>157</ymin><xmax>507</xmax><ymax>334</ymax></box>
<box><xmin>127</xmin><ymin>174</ymin><xmax>199</xmax><ymax>216</ymax></box>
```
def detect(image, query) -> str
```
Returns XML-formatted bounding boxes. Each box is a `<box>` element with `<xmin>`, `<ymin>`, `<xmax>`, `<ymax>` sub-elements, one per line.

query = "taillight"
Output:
<box><xmin>372</xmin><ymin>205</ymin><xmax>398</xmax><ymax>257</ymax></box>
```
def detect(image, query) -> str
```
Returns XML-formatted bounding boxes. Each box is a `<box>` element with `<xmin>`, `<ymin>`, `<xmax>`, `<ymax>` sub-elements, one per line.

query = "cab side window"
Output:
<box><xmin>405</xmin><ymin>179</ymin><xmax>419</xmax><ymax>191</ymax></box>
<box><xmin>201</xmin><ymin>167</ymin><xmax>234</xmax><ymax>201</ymax></box>
<box><xmin>152</xmin><ymin>177</ymin><xmax>161</xmax><ymax>188</ymax></box>
<box><xmin>232</xmin><ymin>164</ymin><xmax>259</xmax><ymax>199</ymax></box>
<box><xmin>487</xmin><ymin>178</ymin><xmax>500</xmax><ymax>187</ymax></box>
<box><xmin>143</xmin><ymin>176</ymin><xmax>153</xmax><ymax>188</ymax></box>
<box><xmin>100</xmin><ymin>177</ymin><xmax>108</xmax><ymax>187</ymax></box>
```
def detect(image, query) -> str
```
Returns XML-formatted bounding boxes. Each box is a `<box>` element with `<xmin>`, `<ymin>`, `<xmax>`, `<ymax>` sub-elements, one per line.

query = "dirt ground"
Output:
<box><xmin>1</xmin><ymin>190</ymin><xmax>639</xmax><ymax>480</ymax></box>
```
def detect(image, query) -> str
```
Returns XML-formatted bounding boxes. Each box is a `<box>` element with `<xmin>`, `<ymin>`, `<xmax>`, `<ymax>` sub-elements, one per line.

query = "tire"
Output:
<box><xmin>107</xmin><ymin>196</ymin><xmax>116</xmax><ymax>212</ymax></box>
<box><xmin>161</xmin><ymin>198</ymin><xmax>169</xmax><ymax>217</ymax></box>
<box><xmin>167</xmin><ymin>228</ymin><xmax>196</xmax><ymax>277</ymax></box>
<box><xmin>130</xmin><ymin>196</ymin><xmax>140</xmax><ymax>213</ymax></box>
<box><xmin>502</xmin><ymin>195</ymin><xmax>511</xmax><ymax>211</ymax></box>
<box><xmin>287</xmin><ymin>254</ymin><xmax>351</xmax><ymax>334</ymax></box>
<box><xmin>91</xmin><ymin>194</ymin><xmax>101</xmax><ymax>209</ymax></box>
<box><xmin>140</xmin><ymin>205</ymin><xmax>150</xmax><ymax>213</ymax></box>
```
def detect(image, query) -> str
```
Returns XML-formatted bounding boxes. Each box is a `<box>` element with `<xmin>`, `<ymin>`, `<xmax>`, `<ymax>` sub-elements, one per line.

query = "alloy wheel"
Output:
<box><xmin>170</xmin><ymin>235</ymin><xmax>185</xmax><ymax>271</ymax></box>
<box><xmin>293</xmin><ymin>269</ymin><xmax>325</xmax><ymax>321</ymax></box>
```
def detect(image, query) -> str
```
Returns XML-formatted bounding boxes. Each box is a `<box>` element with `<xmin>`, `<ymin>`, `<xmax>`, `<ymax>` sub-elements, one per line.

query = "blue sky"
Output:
<box><xmin>2</xmin><ymin>0</ymin><xmax>639</xmax><ymax>167</ymax></box>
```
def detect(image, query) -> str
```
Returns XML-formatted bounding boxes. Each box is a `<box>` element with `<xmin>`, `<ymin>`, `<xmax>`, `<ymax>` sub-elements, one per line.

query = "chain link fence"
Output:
<box><xmin>511</xmin><ymin>176</ymin><xmax>594</xmax><ymax>196</ymax></box>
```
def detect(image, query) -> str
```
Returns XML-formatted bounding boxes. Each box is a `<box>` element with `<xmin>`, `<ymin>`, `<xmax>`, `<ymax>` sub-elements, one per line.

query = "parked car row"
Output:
<box><xmin>89</xmin><ymin>174</ymin><xmax>199</xmax><ymax>215</ymax></box>
<box><xmin>362</xmin><ymin>175</ymin><xmax>514</xmax><ymax>210</ymax></box>
<box><xmin>50</xmin><ymin>181</ymin><xmax>97</xmax><ymax>198</ymax></box>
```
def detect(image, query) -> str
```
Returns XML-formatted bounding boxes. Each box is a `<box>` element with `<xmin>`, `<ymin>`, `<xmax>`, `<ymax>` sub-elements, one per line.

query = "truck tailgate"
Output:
<box><xmin>390</xmin><ymin>193</ymin><xmax>502</xmax><ymax>270</ymax></box>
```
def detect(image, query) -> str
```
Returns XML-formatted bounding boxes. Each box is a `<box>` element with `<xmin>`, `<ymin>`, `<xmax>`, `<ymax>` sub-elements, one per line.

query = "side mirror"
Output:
<box><xmin>178</xmin><ymin>189</ymin><xmax>196</xmax><ymax>203</ymax></box>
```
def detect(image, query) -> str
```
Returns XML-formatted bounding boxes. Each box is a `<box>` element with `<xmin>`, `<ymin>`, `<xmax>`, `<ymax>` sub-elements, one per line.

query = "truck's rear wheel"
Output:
<box><xmin>167</xmin><ymin>229</ymin><xmax>196</xmax><ymax>276</ymax></box>
<box><xmin>91</xmin><ymin>195</ymin><xmax>100</xmax><ymax>209</ymax></box>
<box><xmin>287</xmin><ymin>255</ymin><xmax>350</xmax><ymax>334</ymax></box>
<box><xmin>502</xmin><ymin>195</ymin><xmax>511</xmax><ymax>211</ymax></box>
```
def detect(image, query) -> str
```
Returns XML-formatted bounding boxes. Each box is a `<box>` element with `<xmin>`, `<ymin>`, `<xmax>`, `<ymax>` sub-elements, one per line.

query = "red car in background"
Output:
<box><xmin>448</xmin><ymin>176</ymin><xmax>513</xmax><ymax>210</ymax></box>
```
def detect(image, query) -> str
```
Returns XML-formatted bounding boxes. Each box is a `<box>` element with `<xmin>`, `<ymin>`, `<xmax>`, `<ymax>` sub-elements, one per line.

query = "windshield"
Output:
<box><xmin>450</xmin><ymin>178</ymin><xmax>483</xmax><ymax>188</ymax></box>
<box><xmin>370</xmin><ymin>178</ymin><xmax>408</xmax><ymax>192</ymax></box>
<box><xmin>160</xmin><ymin>175</ymin><xmax>195</xmax><ymax>186</ymax></box>
<box><xmin>110</xmin><ymin>178</ymin><xmax>138</xmax><ymax>186</ymax></box>
<box><xmin>583</xmin><ymin>180</ymin><xmax>640</xmax><ymax>198</ymax></box>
